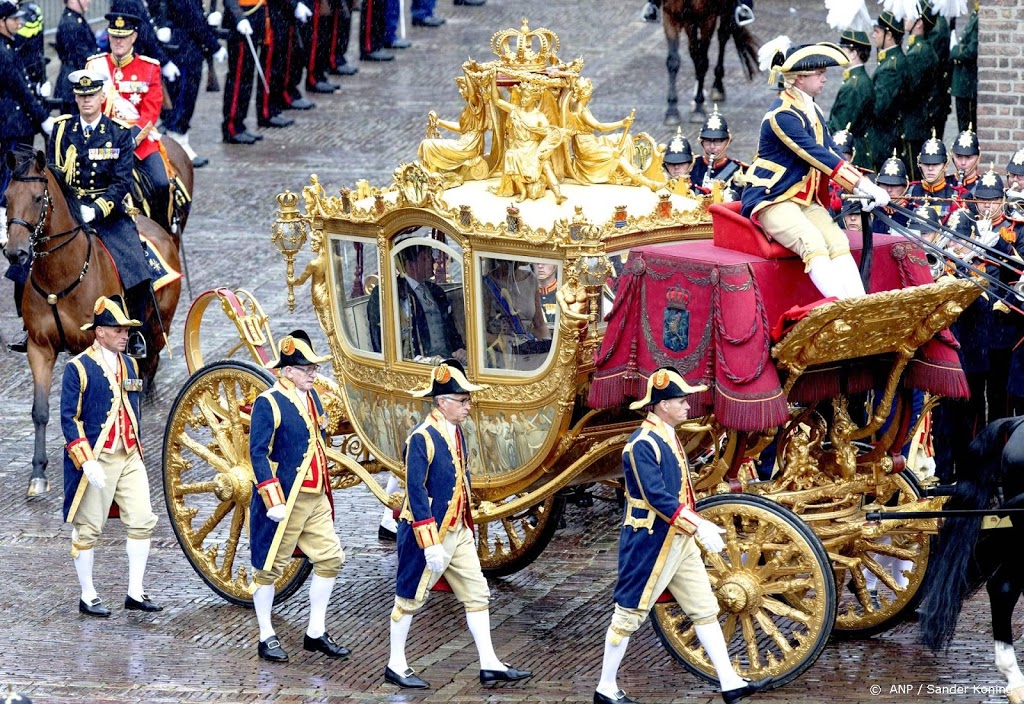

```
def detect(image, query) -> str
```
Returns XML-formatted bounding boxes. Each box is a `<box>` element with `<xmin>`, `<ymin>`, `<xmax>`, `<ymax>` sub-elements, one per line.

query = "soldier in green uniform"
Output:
<box><xmin>950</xmin><ymin>1</ymin><xmax>977</xmax><ymax>133</ymax></box>
<box><xmin>869</xmin><ymin>10</ymin><xmax>907</xmax><ymax>172</ymax></box>
<box><xmin>827</xmin><ymin>30</ymin><xmax>874</xmax><ymax>170</ymax></box>
<box><xmin>921</xmin><ymin>1</ymin><xmax>952</xmax><ymax>137</ymax></box>
<box><xmin>902</xmin><ymin>11</ymin><xmax>938</xmax><ymax>182</ymax></box>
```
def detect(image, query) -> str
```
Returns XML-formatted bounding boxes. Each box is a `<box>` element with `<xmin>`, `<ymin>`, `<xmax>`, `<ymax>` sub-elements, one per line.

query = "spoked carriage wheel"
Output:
<box><xmin>832</xmin><ymin>471</ymin><xmax>932</xmax><ymax>637</ymax></box>
<box><xmin>163</xmin><ymin>360</ymin><xmax>311</xmax><ymax>606</ymax></box>
<box><xmin>651</xmin><ymin>494</ymin><xmax>836</xmax><ymax>690</ymax></box>
<box><xmin>476</xmin><ymin>493</ymin><xmax>567</xmax><ymax>578</ymax></box>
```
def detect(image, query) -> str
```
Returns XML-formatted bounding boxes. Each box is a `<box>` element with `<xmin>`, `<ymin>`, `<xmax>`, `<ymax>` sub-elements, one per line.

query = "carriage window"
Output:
<box><xmin>479</xmin><ymin>256</ymin><xmax>558</xmax><ymax>373</ymax></box>
<box><xmin>600</xmin><ymin>250</ymin><xmax>630</xmax><ymax>328</ymax></box>
<box><xmin>330</xmin><ymin>235</ymin><xmax>380</xmax><ymax>355</ymax></box>
<box><xmin>386</xmin><ymin>230</ymin><xmax>467</xmax><ymax>365</ymax></box>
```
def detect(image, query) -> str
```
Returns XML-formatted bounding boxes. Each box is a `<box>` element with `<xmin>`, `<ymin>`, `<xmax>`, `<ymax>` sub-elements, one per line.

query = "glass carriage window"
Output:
<box><xmin>600</xmin><ymin>249</ymin><xmax>630</xmax><ymax>329</ymax></box>
<box><xmin>479</xmin><ymin>255</ymin><xmax>558</xmax><ymax>373</ymax></box>
<box><xmin>385</xmin><ymin>229</ymin><xmax>467</xmax><ymax>365</ymax></box>
<box><xmin>329</xmin><ymin>235</ymin><xmax>380</xmax><ymax>355</ymax></box>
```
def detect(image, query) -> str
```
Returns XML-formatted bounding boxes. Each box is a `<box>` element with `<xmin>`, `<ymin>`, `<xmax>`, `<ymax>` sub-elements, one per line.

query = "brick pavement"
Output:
<box><xmin>0</xmin><ymin>1</ymin><xmax>1013</xmax><ymax>702</ymax></box>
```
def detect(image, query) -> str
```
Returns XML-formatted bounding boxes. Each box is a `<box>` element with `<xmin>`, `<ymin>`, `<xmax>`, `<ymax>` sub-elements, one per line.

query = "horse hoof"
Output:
<box><xmin>664</xmin><ymin>112</ymin><xmax>681</xmax><ymax>127</ymax></box>
<box><xmin>26</xmin><ymin>478</ymin><xmax>50</xmax><ymax>497</ymax></box>
<box><xmin>688</xmin><ymin>111</ymin><xmax>705</xmax><ymax>124</ymax></box>
<box><xmin>711</xmin><ymin>88</ymin><xmax>725</xmax><ymax>102</ymax></box>
<box><xmin>1009</xmin><ymin>685</ymin><xmax>1024</xmax><ymax>704</ymax></box>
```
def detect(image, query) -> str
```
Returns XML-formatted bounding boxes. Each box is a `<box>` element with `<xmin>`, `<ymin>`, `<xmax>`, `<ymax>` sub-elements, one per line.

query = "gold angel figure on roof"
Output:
<box><xmin>418</xmin><ymin>70</ymin><xmax>490</xmax><ymax>180</ymax></box>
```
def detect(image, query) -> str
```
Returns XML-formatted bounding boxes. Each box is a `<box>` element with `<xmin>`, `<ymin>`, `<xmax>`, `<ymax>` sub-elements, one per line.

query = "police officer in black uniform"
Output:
<box><xmin>1</xmin><ymin>0</ymin><xmax>55</xmax><ymax>353</ymax></box>
<box><xmin>259</xmin><ymin>0</ymin><xmax>305</xmax><ymax>129</ymax></box>
<box><xmin>222</xmin><ymin>0</ymin><xmax>266</xmax><ymax>143</ymax></box>
<box><xmin>161</xmin><ymin>0</ymin><xmax>227</xmax><ymax>167</ymax></box>
<box><xmin>49</xmin><ymin>70</ymin><xmax>152</xmax><ymax>357</ymax></box>
<box><xmin>55</xmin><ymin>0</ymin><xmax>99</xmax><ymax>116</ymax></box>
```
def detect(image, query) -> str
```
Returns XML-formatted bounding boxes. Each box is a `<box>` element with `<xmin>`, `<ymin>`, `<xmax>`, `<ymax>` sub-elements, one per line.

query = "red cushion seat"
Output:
<box><xmin>710</xmin><ymin>202</ymin><xmax>795</xmax><ymax>260</ymax></box>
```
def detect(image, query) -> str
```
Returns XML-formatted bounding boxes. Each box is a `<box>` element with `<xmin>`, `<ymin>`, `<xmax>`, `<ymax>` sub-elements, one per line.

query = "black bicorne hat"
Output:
<box><xmin>80</xmin><ymin>295</ymin><xmax>141</xmax><ymax>331</ymax></box>
<box><xmin>629</xmin><ymin>367</ymin><xmax>708</xmax><ymax>411</ymax></box>
<box><xmin>410</xmin><ymin>358</ymin><xmax>487</xmax><ymax>398</ymax></box>
<box><xmin>266</xmin><ymin>329</ymin><xmax>331</xmax><ymax>369</ymax></box>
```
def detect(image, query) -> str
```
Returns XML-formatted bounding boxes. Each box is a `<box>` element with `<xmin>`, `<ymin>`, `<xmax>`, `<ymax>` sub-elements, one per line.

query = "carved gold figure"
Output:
<box><xmin>418</xmin><ymin>72</ymin><xmax>490</xmax><ymax>179</ymax></box>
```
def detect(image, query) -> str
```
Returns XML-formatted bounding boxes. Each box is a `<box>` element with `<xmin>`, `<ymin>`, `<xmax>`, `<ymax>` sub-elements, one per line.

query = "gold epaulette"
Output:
<box><xmin>138</xmin><ymin>55</ymin><xmax>160</xmax><ymax>65</ymax></box>
<box><xmin>54</xmin><ymin>114</ymin><xmax>73</xmax><ymax>122</ymax></box>
<box><xmin>86</xmin><ymin>52</ymin><xmax>108</xmax><ymax>62</ymax></box>
<box><xmin>110</xmin><ymin>117</ymin><xmax>132</xmax><ymax>130</ymax></box>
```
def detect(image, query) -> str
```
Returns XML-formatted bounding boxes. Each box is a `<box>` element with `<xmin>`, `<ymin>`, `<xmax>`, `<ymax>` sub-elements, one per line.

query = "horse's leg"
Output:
<box><xmin>26</xmin><ymin>340</ymin><xmax>57</xmax><ymax>496</ymax></box>
<box><xmin>989</xmin><ymin>568</ymin><xmax>1024</xmax><ymax>703</ymax></box>
<box><xmin>688</xmin><ymin>20</ymin><xmax>714</xmax><ymax>123</ymax></box>
<box><xmin>711</xmin><ymin>18</ymin><xmax>730</xmax><ymax>102</ymax></box>
<box><xmin>664</xmin><ymin>16</ymin><xmax>682</xmax><ymax>126</ymax></box>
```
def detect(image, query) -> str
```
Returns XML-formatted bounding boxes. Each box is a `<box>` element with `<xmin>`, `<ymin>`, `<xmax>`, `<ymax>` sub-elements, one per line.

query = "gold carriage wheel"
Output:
<box><xmin>651</xmin><ymin>494</ymin><xmax>836</xmax><ymax>690</ymax></box>
<box><xmin>832</xmin><ymin>471</ymin><xmax>932</xmax><ymax>636</ymax></box>
<box><xmin>163</xmin><ymin>360</ymin><xmax>311</xmax><ymax>606</ymax></box>
<box><xmin>475</xmin><ymin>492</ymin><xmax>567</xmax><ymax>578</ymax></box>
<box><xmin>183</xmin><ymin>289</ymin><xmax>275</xmax><ymax>375</ymax></box>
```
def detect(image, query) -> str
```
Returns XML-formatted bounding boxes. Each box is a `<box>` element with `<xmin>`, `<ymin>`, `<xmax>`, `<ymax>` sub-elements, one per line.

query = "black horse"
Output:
<box><xmin>918</xmin><ymin>416</ymin><xmax>1024</xmax><ymax>702</ymax></box>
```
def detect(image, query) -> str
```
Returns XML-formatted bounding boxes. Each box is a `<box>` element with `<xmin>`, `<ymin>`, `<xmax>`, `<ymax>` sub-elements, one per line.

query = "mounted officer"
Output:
<box><xmin>827</xmin><ymin>30</ymin><xmax>873</xmax><ymax>170</ymax></box>
<box><xmin>48</xmin><ymin>70</ymin><xmax>152</xmax><ymax>357</ymax></box>
<box><xmin>85</xmin><ymin>12</ymin><xmax>174</xmax><ymax>233</ymax></box>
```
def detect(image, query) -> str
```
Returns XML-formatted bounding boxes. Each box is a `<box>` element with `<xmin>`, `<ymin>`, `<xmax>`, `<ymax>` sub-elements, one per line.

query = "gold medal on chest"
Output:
<box><xmin>113</xmin><ymin>68</ymin><xmax>123</xmax><ymax>81</ymax></box>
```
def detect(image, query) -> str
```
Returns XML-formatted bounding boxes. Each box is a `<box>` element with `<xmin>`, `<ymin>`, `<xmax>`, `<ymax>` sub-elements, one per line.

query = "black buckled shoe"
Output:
<box><xmin>384</xmin><ymin>666</ymin><xmax>429</xmax><ymax>689</ymax></box>
<box><xmin>258</xmin><ymin>636</ymin><xmax>289</xmax><ymax>663</ymax></box>
<box><xmin>378</xmin><ymin>525</ymin><xmax>397</xmax><ymax>542</ymax></box>
<box><xmin>7</xmin><ymin>330</ymin><xmax>27</xmax><ymax>353</ymax></box>
<box><xmin>303</xmin><ymin>632</ymin><xmax>350</xmax><ymax>658</ymax></box>
<box><xmin>722</xmin><ymin>678</ymin><xmax>772</xmax><ymax>704</ymax></box>
<box><xmin>594</xmin><ymin>690</ymin><xmax>639</xmax><ymax>704</ymax></box>
<box><xmin>125</xmin><ymin>594</ymin><xmax>163</xmax><ymax>612</ymax></box>
<box><xmin>480</xmin><ymin>665</ymin><xmax>532</xmax><ymax>686</ymax></box>
<box><xmin>126</xmin><ymin>331</ymin><xmax>147</xmax><ymax>359</ymax></box>
<box><xmin>79</xmin><ymin>598</ymin><xmax>111</xmax><ymax>617</ymax></box>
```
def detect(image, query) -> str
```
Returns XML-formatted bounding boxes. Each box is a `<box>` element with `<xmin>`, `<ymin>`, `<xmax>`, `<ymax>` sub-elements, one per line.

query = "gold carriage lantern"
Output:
<box><xmin>271</xmin><ymin>190</ymin><xmax>310</xmax><ymax>312</ymax></box>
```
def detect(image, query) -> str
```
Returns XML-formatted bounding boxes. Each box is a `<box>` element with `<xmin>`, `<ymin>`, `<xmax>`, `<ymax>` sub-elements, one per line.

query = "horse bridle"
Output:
<box><xmin>9</xmin><ymin>172</ymin><xmax>94</xmax><ymax>352</ymax></box>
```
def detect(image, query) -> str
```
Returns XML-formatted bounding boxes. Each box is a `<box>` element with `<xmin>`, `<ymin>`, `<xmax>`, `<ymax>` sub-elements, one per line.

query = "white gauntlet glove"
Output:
<box><xmin>213</xmin><ymin>46</ymin><xmax>228</xmax><ymax>63</ymax></box>
<box><xmin>38</xmin><ymin>80</ymin><xmax>52</xmax><ymax>98</ymax></box>
<box><xmin>207</xmin><ymin>10</ymin><xmax>223</xmax><ymax>26</ymax></box>
<box><xmin>853</xmin><ymin>176</ymin><xmax>890</xmax><ymax>213</ymax></box>
<box><xmin>424</xmin><ymin>544</ymin><xmax>446</xmax><ymax>573</ymax></box>
<box><xmin>80</xmin><ymin>205</ymin><xmax>96</xmax><ymax>223</ymax></box>
<box><xmin>41</xmin><ymin>116</ymin><xmax>56</xmax><ymax>136</ymax></box>
<box><xmin>236</xmin><ymin>18</ymin><xmax>253</xmax><ymax>35</ymax></box>
<box><xmin>695</xmin><ymin>519</ymin><xmax>726</xmax><ymax>554</ymax></box>
<box><xmin>266</xmin><ymin>504</ymin><xmax>287</xmax><ymax>522</ymax></box>
<box><xmin>156</xmin><ymin>26</ymin><xmax>172</xmax><ymax>43</ymax></box>
<box><xmin>295</xmin><ymin>2</ymin><xmax>313</xmax><ymax>22</ymax></box>
<box><xmin>82</xmin><ymin>459</ymin><xmax>106</xmax><ymax>490</ymax></box>
<box><xmin>162</xmin><ymin>61</ymin><xmax>180</xmax><ymax>82</ymax></box>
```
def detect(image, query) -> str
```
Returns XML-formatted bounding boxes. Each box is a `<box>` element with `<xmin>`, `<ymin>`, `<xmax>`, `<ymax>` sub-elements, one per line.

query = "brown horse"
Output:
<box><xmin>659</xmin><ymin>0</ymin><xmax>760</xmax><ymax>125</ymax></box>
<box><xmin>3</xmin><ymin>149</ymin><xmax>181</xmax><ymax>496</ymax></box>
<box><xmin>145</xmin><ymin>136</ymin><xmax>193</xmax><ymax>243</ymax></box>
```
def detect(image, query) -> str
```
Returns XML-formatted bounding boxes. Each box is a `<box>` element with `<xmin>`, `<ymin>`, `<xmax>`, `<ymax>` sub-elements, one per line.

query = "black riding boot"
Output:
<box><xmin>8</xmin><ymin>282</ymin><xmax>27</xmax><ymax>353</ymax></box>
<box><xmin>125</xmin><ymin>283</ymin><xmax>151</xmax><ymax>359</ymax></box>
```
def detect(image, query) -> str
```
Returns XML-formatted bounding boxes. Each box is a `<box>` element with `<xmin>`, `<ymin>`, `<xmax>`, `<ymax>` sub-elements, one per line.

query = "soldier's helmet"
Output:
<box><xmin>1006</xmin><ymin>148</ymin><xmax>1024</xmax><ymax>177</ymax></box>
<box><xmin>663</xmin><ymin>127</ymin><xmax>694</xmax><ymax>165</ymax></box>
<box><xmin>918</xmin><ymin>131</ymin><xmax>948</xmax><ymax>165</ymax></box>
<box><xmin>952</xmin><ymin>124</ymin><xmax>980</xmax><ymax>157</ymax></box>
<box><xmin>975</xmin><ymin>168</ymin><xmax>1005</xmax><ymax>201</ymax></box>
<box><xmin>832</xmin><ymin>124</ymin><xmax>854</xmax><ymax>159</ymax></box>
<box><xmin>699</xmin><ymin>105</ymin><xmax>730</xmax><ymax>141</ymax></box>
<box><xmin>876</xmin><ymin>152</ymin><xmax>909</xmax><ymax>187</ymax></box>
<box><xmin>907</xmin><ymin>201</ymin><xmax>941</xmax><ymax>233</ymax></box>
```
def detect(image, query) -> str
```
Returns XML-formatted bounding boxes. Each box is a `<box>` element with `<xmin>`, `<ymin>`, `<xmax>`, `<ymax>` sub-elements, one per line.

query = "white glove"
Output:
<box><xmin>237</xmin><ymin>18</ymin><xmax>253</xmax><ymax>35</ymax></box>
<box><xmin>40</xmin><ymin>116</ymin><xmax>56</xmax><ymax>136</ymax></box>
<box><xmin>424</xmin><ymin>544</ymin><xmax>446</xmax><ymax>573</ymax></box>
<box><xmin>949</xmin><ymin>29</ymin><xmax>958</xmax><ymax>50</ymax></box>
<box><xmin>295</xmin><ymin>2</ymin><xmax>313</xmax><ymax>22</ymax></box>
<box><xmin>80</xmin><ymin>205</ymin><xmax>96</xmax><ymax>223</ymax></box>
<box><xmin>695</xmin><ymin>519</ymin><xmax>726</xmax><ymax>554</ymax></box>
<box><xmin>977</xmin><ymin>220</ymin><xmax>999</xmax><ymax>248</ymax></box>
<box><xmin>147</xmin><ymin>130</ymin><xmax>162</xmax><ymax>142</ymax></box>
<box><xmin>207</xmin><ymin>10</ymin><xmax>222</xmax><ymax>26</ymax></box>
<box><xmin>854</xmin><ymin>176</ymin><xmax>890</xmax><ymax>213</ymax></box>
<box><xmin>266</xmin><ymin>504</ymin><xmax>287</xmax><ymax>522</ymax></box>
<box><xmin>213</xmin><ymin>46</ymin><xmax>228</xmax><ymax>63</ymax></box>
<box><xmin>38</xmin><ymin>80</ymin><xmax>52</xmax><ymax>98</ymax></box>
<box><xmin>156</xmin><ymin>26</ymin><xmax>172</xmax><ymax>43</ymax></box>
<box><xmin>162</xmin><ymin>61</ymin><xmax>180</xmax><ymax>82</ymax></box>
<box><xmin>82</xmin><ymin>459</ymin><xmax>106</xmax><ymax>490</ymax></box>
<box><xmin>641</xmin><ymin>1</ymin><xmax>659</xmax><ymax>22</ymax></box>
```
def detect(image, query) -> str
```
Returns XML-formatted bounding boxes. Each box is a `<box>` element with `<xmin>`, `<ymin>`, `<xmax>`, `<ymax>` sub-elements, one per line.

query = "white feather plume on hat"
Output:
<box><xmin>926</xmin><ymin>0</ymin><xmax>967</xmax><ymax>18</ymax></box>
<box><xmin>826</xmin><ymin>0</ymin><xmax>873</xmax><ymax>32</ymax></box>
<box><xmin>882</xmin><ymin>0</ymin><xmax>921</xmax><ymax>21</ymax></box>
<box><xmin>757</xmin><ymin>35</ymin><xmax>791</xmax><ymax>73</ymax></box>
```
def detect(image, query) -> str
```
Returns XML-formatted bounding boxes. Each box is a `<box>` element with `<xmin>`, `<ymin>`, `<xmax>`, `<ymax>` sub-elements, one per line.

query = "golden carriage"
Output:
<box><xmin>162</xmin><ymin>20</ymin><xmax>981</xmax><ymax>690</ymax></box>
